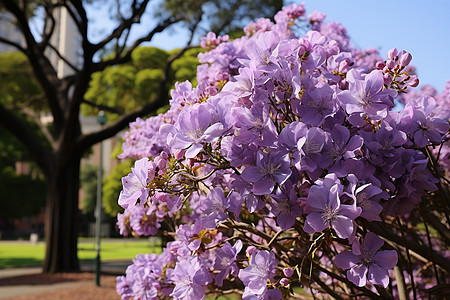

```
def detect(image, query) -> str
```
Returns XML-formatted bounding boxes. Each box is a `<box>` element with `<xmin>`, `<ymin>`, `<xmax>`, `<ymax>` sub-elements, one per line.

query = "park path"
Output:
<box><xmin>0</xmin><ymin>261</ymin><xmax>129</xmax><ymax>299</ymax></box>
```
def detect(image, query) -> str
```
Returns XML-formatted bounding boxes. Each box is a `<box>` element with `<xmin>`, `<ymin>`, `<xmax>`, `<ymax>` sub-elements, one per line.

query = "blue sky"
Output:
<box><xmin>138</xmin><ymin>0</ymin><xmax>450</xmax><ymax>92</ymax></box>
<box><xmin>82</xmin><ymin>1</ymin><xmax>449</xmax><ymax>91</ymax></box>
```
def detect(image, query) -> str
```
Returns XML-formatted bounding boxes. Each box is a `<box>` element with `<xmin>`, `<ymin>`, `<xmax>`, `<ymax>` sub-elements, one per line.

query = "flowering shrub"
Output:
<box><xmin>116</xmin><ymin>3</ymin><xmax>450</xmax><ymax>299</ymax></box>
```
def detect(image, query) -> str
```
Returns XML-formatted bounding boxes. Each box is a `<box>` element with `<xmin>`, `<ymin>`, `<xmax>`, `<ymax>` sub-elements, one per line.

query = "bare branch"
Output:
<box><xmin>0</xmin><ymin>103</ymin><xmax>52</xmax><ymax>176</ymax></box>
<box><xmin>81</xmin><ymin>99</ymin><xmax>124</xmax><ymax>115</ymax></box>
<box><xmin>0</xmin><ymin>36</ymin><xmax>26</xmax><ymax>53</ymax></box>
<box><xmin>92</xmin><ymin>0</ymin><xmax>151</xmax><ymax>53</ymax></box>
<box><xmin>64</xmin><ymin>0</ymin><xmax>89</xmax><ymax>42</ymax></box>
<box><xmin>3</xmin><ymin>0</ymin><xmax>64</xmax><ymax>130</ymax></box>
<box><xmin>45</xmin><ymin>41</ymin><xmax>80</xmax><ymax>74</ymax></box>
<box><xmin>39</xmin><ymin>4</ymin><xmax>57</xmax><ymax>50</ymax></box>
<box><xmin>78</xmin><ymin>18</ymin><xmax>199</xmax><ymax>151</ymax></box>
<box><xmin>91</xmin><ymin>16</ymin><xmax>181</xmax><ymax>73</ymax></box>
<box><xmin>19</xmin><ymin>107</ymin><xmax>56</xmax><ymax>147</ymax></box>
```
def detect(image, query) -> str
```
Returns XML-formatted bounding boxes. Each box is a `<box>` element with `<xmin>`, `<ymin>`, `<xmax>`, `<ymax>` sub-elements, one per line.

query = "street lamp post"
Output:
<box><xmin>95</xmin><ymin>111</ymin><xmax>107</xmax><ymax>286</ymax></box>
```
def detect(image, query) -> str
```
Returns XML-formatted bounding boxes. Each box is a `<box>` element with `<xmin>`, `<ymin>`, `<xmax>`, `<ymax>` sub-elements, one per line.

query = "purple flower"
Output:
<box><xmin>165</xmin><ymin>102</ymin><xmax>225</xmax><ymax>158</ymax></box>
<box><xmin>278</xmin><ymin>121</ymin><xmax>307</xmax><ymax>166</ymax></box>
<box><xmin>239</xmin><ymin>249</ymin><xmax>279</xmax><ymax>296</ymax></box>
<box><xmin>214</xmin><ymin>240</ymin><xmax>243</xmax><ymax>286</ymax></box>
<box><xmin>231</xmin><ymin>103</ymin><xmax>278</xmax><ymax>147</ymax></box>
<box><xmin>170</xmin><ymin>257</ymin><xmax>212</xmax><ymax>300</ymax></box>
<box><xmin>241</xmin><ymin>150</ymin><xmax>292</xmax><ymax>195</ymax></box>
<box><xmin>296</xmin><ymin>127</ymin><xmax>327</xmax><ymax>180</ymax></box>
<box><xmin>271</xmin><ymin>182</ymin><xmax>302</xmax><ymax>230</ymax></box>
<box><xmin>337</xmin><ymin>69</ymin><xmax>397</xmax><ymax>117</ymax></box>
<box><xmin>304</xmin><ymin>183</ymin><xmax>361</xmax><ymax>239</ymax></box>
<box><xmin>200</xmin><ymin>187</ymin><xmax>230</xmax><ymax>229</ymax></box>
<box><xmin>354</xmin><ymin>183</ymin><xmax>385</xmax><ymax>221</ymax></box>
<box><xmin>322</xmin><ymin>124</ymin><xmax>363</xmax><ymax>176</ymax></box>
<box><xmin>399</xmin><ymin>96</ymin><xmax>449</xmax><ymax>147</ymax></box>
<box><xmin>118</xmin><ymin>158</ymin><xmax>152</xmax><ymax>209</ymax></box>
<box><xmin>334</xmin><ymin>232</ymin><xmax>398</xmax><ymax>287</ymax></box>
<box><xmin>296</xmin><ymin>85</ymin><xmax>337</xmax><ymax>126</ymax></box>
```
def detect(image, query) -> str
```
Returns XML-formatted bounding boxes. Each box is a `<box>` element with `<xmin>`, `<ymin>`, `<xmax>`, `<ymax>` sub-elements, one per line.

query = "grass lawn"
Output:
<box><xmin>0</xmin><ymin>238</ymin><xmax>162</xmax><ymax>269</ymax></box>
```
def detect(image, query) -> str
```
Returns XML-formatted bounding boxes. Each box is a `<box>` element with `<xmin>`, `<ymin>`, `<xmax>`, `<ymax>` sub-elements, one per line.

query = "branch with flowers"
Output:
<box><xmin>114</xmin><ymin>3</ymin><xmax>450</xmax><ymax>299</ymax></box>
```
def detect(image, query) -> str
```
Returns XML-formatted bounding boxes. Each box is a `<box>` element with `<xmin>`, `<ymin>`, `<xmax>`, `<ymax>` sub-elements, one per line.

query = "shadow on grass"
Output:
<box><xmin>0</xmin><ymin>258</ymin><xmax>42</xmax><ymax>270</ymax></box>
<box><xmin>0</xmin><ymin>272</ymin><xmax>96</xmax><ymax>286</ymax></box>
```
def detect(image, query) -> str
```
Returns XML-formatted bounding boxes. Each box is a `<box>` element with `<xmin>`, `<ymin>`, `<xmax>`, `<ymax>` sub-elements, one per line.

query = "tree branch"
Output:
<box><xmin>0</xmin><ymin>103</ymin><xmax>52</xmax><ymax>176</ymax></box>
<box><xmin>362</xmin><ymin>221</ymin><xmax>450</xmax><ymax>273</ymax></box>
<box><xmin>91</xmin><ymin>16</ymin><xmax>181</xmax><ymax>73</ymax></box>
<box><xmin>3</xmin><ymin>0</ymin><xmax>64</xmax><ymax>131</ymax></box>
<box><xmin>38</xmin><ymin>4</ymin><xmax>57</xmax><ymax>50</ymax></box>
<box><xmin>92</xmin><ymin>0</ymin><xmax>151</xmax><ymax>53</ymax></box>
<box><xmin>0</xmin><ymin>36</ymin><xmax>26</xmax><ymax>53</ymax></box>
<box><xmin>76</xmin><ymin>92</ymin><xmax>168</xmax><ymax>151</ymax></box>
<box><xmin>81</xmin><ymin>99</ymin><xmax>124</xmax><ymax>115</ymax></box>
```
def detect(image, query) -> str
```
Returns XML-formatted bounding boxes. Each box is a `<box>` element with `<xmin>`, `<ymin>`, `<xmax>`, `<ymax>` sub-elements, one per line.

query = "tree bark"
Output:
<box><xmin>42</xmin><ymin>153</ymin><xmax>81</xmax><ymax>273</ymax></box>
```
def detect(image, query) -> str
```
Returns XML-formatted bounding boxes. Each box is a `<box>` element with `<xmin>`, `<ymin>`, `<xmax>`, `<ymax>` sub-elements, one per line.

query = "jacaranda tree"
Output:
<box><xmin>115</xmin><ymin>4</ymin><xmax>449</xmax><ymax>299</ymax></box>
<box><xmin>0</xmin><ymin>0</ymin><xmax>282</xmax><ymax>273</ymax></box>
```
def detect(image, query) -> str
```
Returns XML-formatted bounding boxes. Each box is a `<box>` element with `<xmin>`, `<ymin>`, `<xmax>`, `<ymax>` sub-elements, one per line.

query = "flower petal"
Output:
<box><xmin>368</xmin><ymin>264</ymin><xmax>389</xmax><ymax>287</ymax></box>
<box><xmin>332</xmin><ymin>216</ymin><xmax>354</xmax><ymax>239</ymax></box>
<box><xmin>347</xmin><ymin>264</ymin><xmax>367</xmax><ymax>287</ymax></box>
<box><xmin>373</xmin><ymin>250</ymin><xmax>398</xmax><ymax>269</ymax></box>
<box><xmin>305</xmin><ymin>212</ymin><xmax>328</xmax><ymax>233</ymax></box>
<box><xmin>334</xmin><ymin>251</ymin><xmax>360</xmax><ymax>270</ymax></box>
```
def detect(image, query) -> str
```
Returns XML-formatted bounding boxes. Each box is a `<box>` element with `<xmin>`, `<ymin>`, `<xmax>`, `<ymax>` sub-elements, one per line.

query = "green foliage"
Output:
<box><xmin>102</xmin><ymin>159</ymin><xmax>134</xmax><ymax>217</ymax></box>
<box><xmin>0</xmin><ymin>173</ymin><xmax>46</xmax><ymax>219</ymax></box>
<box><xmin>80</xmin><ymin>164</ymin><xmax>98</xmax><ymax>214</ymax></box>
<box><xmin>169</xmin><ymin>47</ymin><xmax>202</xmax><ymax>85</ymax></box>
<box><xmin>83</xmin><ymin>46</ymin><xmax>200</xmax><ymax>121</ymax></box>
<box><xmin>131</xmin><ymin>47</ymin><xmax>170</xmax><ymax>69</ymax></box>
<box><xmin>0</xmin><ymin>124</ymin><xmax>46</xmax><ymax>219</ymax></box>
<box><xmin>160</xmin><ymin>0</ymin><xmax>283</xmax><ymax>34</ymax></box>
<box><xmin>0</xmin><ymin>52</ymin><xmax>44</xmax><ymax>111</ymax></box>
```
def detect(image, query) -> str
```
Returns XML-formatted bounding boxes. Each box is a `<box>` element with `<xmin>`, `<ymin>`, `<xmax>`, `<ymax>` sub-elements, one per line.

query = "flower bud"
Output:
<box><xmin>283</xmin><ymin>267</ymin><xmax>294</xmax><ymax>278</ymax></box>
<box><xmin>399</xmin><ymin>52</ymin><xmax>412</xmax><ymax>67</ymax></box>
<box><xmin>338</xmin><ymin>59</ymin><xmax>350</xmax><ymax>73</ymax></box>
<box><xmin>387</xmin><ymin>48</ymin><xmax>398</xmax><ymax>60</ymax></box>
<box><xmin>409</xmin><ymin>76</ymin><xmax>419</xmax><ymax>87</ymax></box>
<box><xmin>375</xmin><ymin>61</ymin><xmax>385</xmax><ymax>70</ymax></box>
<box><xmin>383</xmin><ymin>73</ymin><xmax>393</xmax><ymax>86</ymax></box>
<box><xmin>386</xmin><ymin>60</ymin><xmax>395</xmax><ymax>69</ymax></box>
<box><xmin>246</xmin><ymin>245</ymin><xmax>256</xmax><ymax>257</ymax></box>
<box><xmin>280</xmin><ymin>278</ymin><xmax>290</xmax><ymax>287</ymax></box>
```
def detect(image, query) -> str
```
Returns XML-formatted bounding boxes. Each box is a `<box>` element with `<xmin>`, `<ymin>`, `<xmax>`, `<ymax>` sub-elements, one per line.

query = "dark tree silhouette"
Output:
<box><xmin>0</xmin><ymin>0</ymin><xmax>282</xmax><ymax>274</ymax></box>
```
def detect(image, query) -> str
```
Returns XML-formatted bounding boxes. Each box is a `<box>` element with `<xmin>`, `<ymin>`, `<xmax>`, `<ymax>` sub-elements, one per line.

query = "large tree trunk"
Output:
<box><xmin>43</xmin><ymin>154</ymin><xmax>81</xmax><ymax>273</ymax></box>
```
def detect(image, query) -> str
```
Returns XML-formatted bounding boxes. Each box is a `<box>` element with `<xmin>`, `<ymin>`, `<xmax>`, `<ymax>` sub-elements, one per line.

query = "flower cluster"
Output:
<box><xmin>116</xmin><ymin>3</ymin><xmax>449</xmax><ymax>300</ymax></box>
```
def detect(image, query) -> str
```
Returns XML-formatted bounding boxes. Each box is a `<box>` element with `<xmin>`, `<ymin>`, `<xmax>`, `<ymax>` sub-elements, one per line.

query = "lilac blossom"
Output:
<box><xmin>296</xmin><ymin>85</ymin><xmax>337</xmax><ymax>126</ymax></box>
<box><xmin>297</xmin><ymin>127</ymin><xmax>327</xmax><ymax>180</ymax></box>
<box><xmin>230</xmin><ymin>102</ymin><xmax>278</xmax><ymax>147</ymax></box>
<box><xmin>164</xmin><ymin>102</ymin><xmax>225</xmax><ymax>158</ymax></box>
<box><xmin>334</xmin><ymin>232</ymin><xmax>398</xmax><ymax>287</ymax></box>
<box><xmin>114</xmin><ymin>4</ymin><xmax>449</xmax><ymax>299</ymax></box>
<box><xmin>239</xmin><ymin>249</ymin><xmax>279</xmax><ymax>296</ymax></box>
<box><xmin>337</xmin><ymin>69</ymin><xmax>397</xmax><ymax>118</ymax></box>
<box><xmin>322</xmin><ymin>124</ymin><xmax>364</xmax><ymax>176</ymax></box>
<box><xmin>271</xmin><ymin>182</ymin><xmax>302</xmax><ymax>230</ymax></box>
<box><xmin>399</xmin><ymin>96</ymin><xmax>449</xmax><ymax>147</ymax></box>
<box><xmin>214</xmin><ymin>240</ymin><xmax>243</xmax><ymax>286</ymax></box>
<box><xmin>241</xmin><ymin>150</ymin><xmax>292</xmax><ymax>195</ymax></box>
<box><xmin>304</xmin><ymin>183</ymin><xmax>361</xmax><ymax>239</ymax></box>
<box><xmin>118</xmin><ymin>158</ymin><xmax>152</xmax><ymax>209</ymax></box>
<box><xmin>200</xmin><ymin>187</ymin><xmax>230</xmax><ymax>229</ymax></box>
<box><xmin>170</xmin><ymin>257</ymin><xmax>212</xmax><ymax>300</ymax></box>
<box><xmin>347</xmin><ymin>174</ymin><xmax>390</xmax><ymax>221</ymax></box>
<box><xmin>278</xmin><ymin>121</ymin><xmax>308</xmax><ymax>165</ymax></box>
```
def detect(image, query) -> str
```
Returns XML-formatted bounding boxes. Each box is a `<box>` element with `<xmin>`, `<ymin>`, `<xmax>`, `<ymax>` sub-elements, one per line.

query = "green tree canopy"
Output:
<box><xmin>82</xmin><ymin>46</ymin><xmax>201</xmax><ymax>120</ymax></box>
